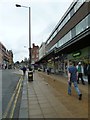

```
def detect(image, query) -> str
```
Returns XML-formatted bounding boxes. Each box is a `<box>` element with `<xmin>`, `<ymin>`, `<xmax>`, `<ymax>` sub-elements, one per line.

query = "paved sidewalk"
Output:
<box><xmin>19</xmin><ymin>70</ymin><xmax>88</xmax><ymax>118</ymax></box>
<box><xmin>19</xmin><ymin>71</ymin><xmax>29</xmax><ymax>118</ymax></box>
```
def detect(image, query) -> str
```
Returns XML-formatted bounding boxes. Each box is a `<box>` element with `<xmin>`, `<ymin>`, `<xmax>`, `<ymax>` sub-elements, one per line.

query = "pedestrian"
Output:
<box><xmin>76</xmin><ymin>62</ymin><xmax>85</xmax><ymax>85</ymax></box>
<box><xmin>22</xmin><ymin>66</ymin><xmax>27</xmax><ymax>76</ymax></box>
<box><xmin>47</xmin><ymin>67</ymin><xmax>50</xmax><ymax>75</ymax></box>
<box><xmin>5</xmin><ymin>64</ymin><xmax>7</xmax><ymax>69</ymax></box>
<box><xmin>68</xmin><ymin>61</ymin><xmax>82</xmax><ymax>100</ymax></box>
<box><xmin>87</xmin><ymin>63</ymin><xmax>90</xmax><ymax>84</ymax></box>
<box><xmin>84</xmin><ymin>63</ymin><xmax>88</xmax><ymax>76</ymax></box>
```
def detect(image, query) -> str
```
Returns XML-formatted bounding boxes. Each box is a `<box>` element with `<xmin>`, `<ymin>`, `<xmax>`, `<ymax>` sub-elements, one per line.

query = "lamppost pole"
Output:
<box><xmin>15</xmin><ymin>4</ymin><xmax>31</xmax><ymax>67</ymax></box>
<box><xmin>29</xmin><ymin>7</ymin><xmax>31</xmax><ymax>66</ymax></box>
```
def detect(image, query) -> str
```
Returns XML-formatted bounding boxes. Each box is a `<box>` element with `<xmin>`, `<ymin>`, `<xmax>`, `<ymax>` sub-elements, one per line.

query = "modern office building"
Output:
<box><xmin>36</xmin><ymin>0</ymin><xmax>90</xmax><ymax>74</ymax></box>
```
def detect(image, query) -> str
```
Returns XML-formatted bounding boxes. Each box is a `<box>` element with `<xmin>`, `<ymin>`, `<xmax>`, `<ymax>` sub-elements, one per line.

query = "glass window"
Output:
<box><xmin>59</xmin><ymin>40</ymin><xmax>62</xmax><ymax>47</ymax></box>
<box><xmin>83</xmin><ymin>16</ymin><xmax>88</xmax><ymax>29</ymax></box>
<box><xmin>47</xmin><ymin>8</ymin><xmax>89</xmax><ymax>53</ymax></box>
<box><xmin>57</xmin><ymin>41</ymin><xmax>59</xmax><ymax>48</ymax></box>
<box><xmin>76</xmin><ymin>15</ymin><xmax>89</xmax><ymax>35</ymax></box>
<box><xmin>58</xmin><ymin>23</ymin><xmax>62</xmax><ymax>31</ymax></box>
<box><xmin>74</xmin><ymin>0</ymin><xmax>85</xmax><ymax>13</ymax></box>
<box><xmin>88</xmin><ymin>14</ymin><xmax>90</xmax><ymax>27</ymax></box>
<box><xmin>71</xmin><ymin>27</ymin><xmax>76</xmax><ymax>38</ymax></box>
<box><xmin>52</xmin><ymin>31</ymin><xmax>57</xmax><ymax>39</ymax></box>
<box><xmin>76</xmin><ymin>22</ymin><xmax>83</xmax><ymax>35</ymax></box>
<box><xmin>70</xmin><ymin>8</ymin><xmax>74</xmax><ymax>17</ymax></box>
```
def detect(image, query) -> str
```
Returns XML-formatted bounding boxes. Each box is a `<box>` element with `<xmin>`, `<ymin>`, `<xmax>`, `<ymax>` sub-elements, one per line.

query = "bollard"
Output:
<box><xmin>28</xmin><ymin>71</ymin><xmax>33</xmax><ymax>82</ymax></box>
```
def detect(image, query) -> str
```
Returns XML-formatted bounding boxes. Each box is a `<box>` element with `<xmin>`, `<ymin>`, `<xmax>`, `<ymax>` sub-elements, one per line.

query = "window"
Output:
<box><xmin>74</xmin><ymin>0</ymin><xmax>85</xmax><ymax>13</ymax></box>
<box><xmin>70</xmin><ymin>8</ymin><xmax>74</xmax><ymax>17</ymax></box>
<box><xmin>76</xmin><ymin>15</ymin><xmax>89</xmax><ymax>35</ymax></box>
<box><xmin>57</xmin><ymin>42</ymin><xmax>59</xmax><ymax>48</ymax></box>
<box><xmin>88</xmin><ymin>14</ymin><xmax>90</xmax><ymax>27</ymax></box>
<box><xmin>71</xmin><ymin>27</ymin><xmax>76</xmax><ymax>38</ymax></box>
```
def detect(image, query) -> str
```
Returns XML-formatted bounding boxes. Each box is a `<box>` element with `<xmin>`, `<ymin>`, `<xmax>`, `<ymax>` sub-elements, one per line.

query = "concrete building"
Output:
<box><xmin>0</xmin><ymin>42</ymin><xmax>3</xmax><ymax>68</ymax></box>
<box><xmin>39</xmin><ymin>42</ymin><xmax>46</xmax><ymax>60</ymax></box>
<box><xmin>36</xmin><ymin>0</ymin><xmax>90</xmax><ymax>74</ymax></box>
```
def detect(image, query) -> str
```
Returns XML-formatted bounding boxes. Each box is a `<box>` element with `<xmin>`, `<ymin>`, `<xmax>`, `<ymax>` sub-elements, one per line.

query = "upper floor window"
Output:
<box><xmin>70</xmin><ymin>8</ymin><xmax>75</xmax><ymax>17</ymax></box>
<box><xmin>74</xmin><ymin>0</ymin><xmax>85</xmax><ymax>13</ymax></box>
<box><xmin>71</xmin><ymin>27</ymin><xmax>76</xmax><ymax>38</ymax></box>
<box><xmin>88</xmin><ymin>14</ymin><xmax>90</xmax><ymax>27</ymax></box>
<box><xmin>76</xmin><ymin>15</ymin><xmax>88</xmax><ymax>35</ymax></box>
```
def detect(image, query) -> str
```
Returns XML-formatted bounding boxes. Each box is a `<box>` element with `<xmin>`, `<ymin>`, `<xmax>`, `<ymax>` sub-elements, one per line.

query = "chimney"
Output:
<box><xmin>32</xmin><ymin>43</ymin><xmax>35</xmax><ymax>48</ymax></box>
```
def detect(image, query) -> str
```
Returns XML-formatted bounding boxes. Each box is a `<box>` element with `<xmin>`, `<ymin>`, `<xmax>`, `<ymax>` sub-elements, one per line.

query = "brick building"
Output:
<box><xmin>0</xmin><ymin>42</ymin><xmax>13</xmax><ymax>68</ymax></box>
<box><xmin>31</xmin><ymin>43</ymin><xmax>39</xmax><ymax>65</ymax></box>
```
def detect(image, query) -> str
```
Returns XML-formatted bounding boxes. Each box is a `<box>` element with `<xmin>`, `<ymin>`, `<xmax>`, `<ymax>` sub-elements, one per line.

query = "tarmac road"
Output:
<box><xmin>2</xmin><ymin>69</ymin><xmax>22</xmax><ymax>118</ymax></box>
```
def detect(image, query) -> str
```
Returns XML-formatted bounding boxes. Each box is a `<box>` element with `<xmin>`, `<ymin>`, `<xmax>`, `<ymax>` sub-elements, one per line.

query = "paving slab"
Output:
<box><xmin>19</xmin><ymin>70</ymin><xmax>88</xmax><ymax>119</ymax></box>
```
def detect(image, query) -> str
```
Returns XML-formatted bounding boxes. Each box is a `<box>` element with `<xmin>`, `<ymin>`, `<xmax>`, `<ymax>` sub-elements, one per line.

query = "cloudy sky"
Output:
<box><xmin>0</xmin><ymin>0</ymin><xmax>73</xmax><ymax>62</ymax></box>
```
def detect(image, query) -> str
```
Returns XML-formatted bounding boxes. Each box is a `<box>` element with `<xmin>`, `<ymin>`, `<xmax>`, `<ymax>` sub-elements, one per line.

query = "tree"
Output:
<box><xmin>15</xmin><ymin>61</ymin><xmax>20</xmax><ymax>64</ymax></box>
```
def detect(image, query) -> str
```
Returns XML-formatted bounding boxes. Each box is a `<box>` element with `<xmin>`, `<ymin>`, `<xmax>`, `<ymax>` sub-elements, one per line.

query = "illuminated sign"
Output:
<box><xmin>72</xmin><ymin>51</ymin><xmax>81</xmax><ymax>57</ymax></box>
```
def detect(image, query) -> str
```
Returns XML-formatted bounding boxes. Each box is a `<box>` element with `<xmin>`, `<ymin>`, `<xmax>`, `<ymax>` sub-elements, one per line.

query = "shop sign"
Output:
<box><xmin>72</xmin><ymin>51</ymin><xmax>81</xmax><ymax>57</ymax></box>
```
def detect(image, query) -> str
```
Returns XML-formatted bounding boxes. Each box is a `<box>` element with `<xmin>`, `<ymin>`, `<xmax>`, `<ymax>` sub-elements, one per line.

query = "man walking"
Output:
<box><xmin>22</xmin><ymin>66</ymin><xmax>27</xmax><ymax>76</ymax></box>
<box><xmin>87</xmin><ymin>63</ymin><xmax>90</xmax><ymax>84</ymax></box>
<box><xmin>76</xmin><ymin>62</ymin><xmax>85</xmax><ymax>85</ymax></box>
<box><xmin>68</xmin><ymin>61</ymin><xmax>82</xmax><ymax>100</ymax></box>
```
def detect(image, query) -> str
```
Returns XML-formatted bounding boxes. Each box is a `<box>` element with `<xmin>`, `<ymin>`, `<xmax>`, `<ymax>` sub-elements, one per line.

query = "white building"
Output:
<box><xmin>39</xmin><ymin>42</ymin><xmax>46</xmax><ymax>60</ymax></box>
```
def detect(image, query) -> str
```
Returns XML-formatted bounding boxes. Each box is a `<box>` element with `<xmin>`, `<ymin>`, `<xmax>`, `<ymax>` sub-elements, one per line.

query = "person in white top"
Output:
<box><xmin>76</xmin><ymin>62</ymin><xmax>85</xmax><ymax>85</ymax></box>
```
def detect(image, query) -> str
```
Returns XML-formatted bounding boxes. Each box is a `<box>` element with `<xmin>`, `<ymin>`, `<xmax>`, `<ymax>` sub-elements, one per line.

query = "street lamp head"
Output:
<box><xmin>15</xmin><ymin>4</ymin><xmax>21</xmax><ymax>7</ymax></box>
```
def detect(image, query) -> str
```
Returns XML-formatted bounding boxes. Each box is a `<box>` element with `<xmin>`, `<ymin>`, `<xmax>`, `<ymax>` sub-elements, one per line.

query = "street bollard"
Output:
<box><xmin>28</xmin><ymin>71</ymin><xmax>33</xmax><ymax>82</ymax></box>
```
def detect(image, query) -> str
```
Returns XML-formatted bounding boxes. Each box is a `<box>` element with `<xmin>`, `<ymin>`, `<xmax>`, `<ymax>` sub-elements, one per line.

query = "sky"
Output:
<box><xmin>0</xmin><ymin>0</ymin><xmax>74</xmax><ymax>62</ymax></box>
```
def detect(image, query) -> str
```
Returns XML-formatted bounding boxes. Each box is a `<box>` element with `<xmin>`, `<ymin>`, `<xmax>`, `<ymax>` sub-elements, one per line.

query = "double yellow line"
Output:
<box><xmin>3</xmin><ymin>75</ymin><xmax>23</xmax><ymax>118</ymax></box>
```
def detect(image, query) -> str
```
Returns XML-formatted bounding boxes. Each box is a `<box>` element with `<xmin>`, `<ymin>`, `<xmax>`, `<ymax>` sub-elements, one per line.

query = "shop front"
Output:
<box><xmin>67</xmin><ymin>47</ymin><xmax>90</xmax><ymax>64</ymax></box>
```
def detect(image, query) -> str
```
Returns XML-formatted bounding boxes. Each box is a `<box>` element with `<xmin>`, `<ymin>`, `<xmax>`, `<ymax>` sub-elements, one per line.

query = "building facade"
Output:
<box><xmin>36</xmin><ymin>0</ymin><xmax>90</xmax><ymax>74</ymax></box>
<box><xmin>39</xmin><ymin>42</ymin><xmax>46</xmax><ymax>60</ymax></box>
<box><xmin>31</xmin><ymin>43</ymin><xmax>39</xmax><ymax>65</ymax></box>
<box><xmin>0</xmin><ymin>42</ymin><xmax>3</xmax><ymax>68</ymax></box>
<box><xmin>0</xmin><ymin>42</ymin><xmax>13</xmax><ymax>69</ymax></box>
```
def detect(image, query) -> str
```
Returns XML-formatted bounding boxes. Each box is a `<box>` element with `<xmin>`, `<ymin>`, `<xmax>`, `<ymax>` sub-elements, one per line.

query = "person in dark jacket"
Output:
<box><xmin>76</xmin><ymin>62</ymin><xmax>85</xmax><ymax>85</ymax></box>
<box><xmin>47</xmin><ymin>67</ymin><xmax>50</xmax><ymax>75</ymax></box>
<box><xmin>87</xmin><ymin>63</ymin><xmax>90</xmax><ymax>84</ymax></box>
<box><xmin>68</xmin><ymin>61</ymin><xmax>82</xmax><ymax>100</ymax></box>
<box><xmin>22</xmin><ymin>66</ymin><xmax>27</xmax><ymax>76</ymax></box>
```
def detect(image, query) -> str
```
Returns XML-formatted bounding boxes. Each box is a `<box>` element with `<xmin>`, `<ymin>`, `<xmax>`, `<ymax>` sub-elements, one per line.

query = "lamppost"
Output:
<box><xmin>15</xmin><ymin>4</ymin><xmax>31</xmax><ymax>67</ymax></box>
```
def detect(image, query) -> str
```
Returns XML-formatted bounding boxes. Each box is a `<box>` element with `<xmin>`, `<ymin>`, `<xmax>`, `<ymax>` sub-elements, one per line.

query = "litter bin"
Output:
<box><xmin>28</xmin><ymin>71</ymin><xmax>33</xmax><ymax>81</ymax></box>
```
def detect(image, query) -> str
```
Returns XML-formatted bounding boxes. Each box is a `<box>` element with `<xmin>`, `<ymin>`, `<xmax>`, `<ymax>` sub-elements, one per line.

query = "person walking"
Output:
<box><xmin>87</xmin><ymin>63</ymin><xmax>90</xmax><ymax>84</ymax></box>
<box><xmin>68</xmin><ymin>61</ymin><xmax>82</xmax><ymax>100</ymax></box>
<box><xmin>76</xmin><ymin>62</ymin><xmax>85</xmax><ymax>85</ymax></box>
<box><xmin>47</xmin><ymin>67</ymin><xmax>50</xmax><ymax>75</ymax></box>
<box><xmin>22</xmin><ymin>66</ymin><xmax>27</xmax><ymax>76</ymax></box>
